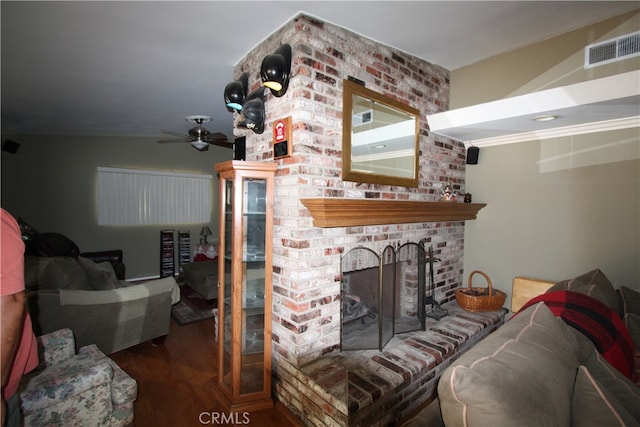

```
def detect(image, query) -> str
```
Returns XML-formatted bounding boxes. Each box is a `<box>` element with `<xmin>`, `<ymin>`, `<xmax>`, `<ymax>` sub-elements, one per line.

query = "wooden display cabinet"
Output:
<box><xmin>213</xmin><ymin>160</ymin><xmax>276</xmax><ymax>412</ymax></box>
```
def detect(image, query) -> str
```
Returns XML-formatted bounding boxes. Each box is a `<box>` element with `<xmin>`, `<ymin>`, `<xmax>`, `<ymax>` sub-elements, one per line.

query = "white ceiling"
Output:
<box><xmin>2</xmin><ymin>1</ymin><xmax>638</xmax><ymax>140</ymax></box>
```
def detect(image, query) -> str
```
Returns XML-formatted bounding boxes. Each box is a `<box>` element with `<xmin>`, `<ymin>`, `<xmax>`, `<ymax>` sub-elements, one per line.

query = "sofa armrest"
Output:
<box><xmin>20</xmin><ymin>362</ymin><xmax>113</xmax><ymax>414</ymax></box>
<box><xmin>37</xmin><ymin>328</ymin><xmax>76</xmax><ymax>366</ymax></box>
<box><xmin>58</xmin><ymin>276</ymin><xmax>177</xmax><ymax>306</ymax></box>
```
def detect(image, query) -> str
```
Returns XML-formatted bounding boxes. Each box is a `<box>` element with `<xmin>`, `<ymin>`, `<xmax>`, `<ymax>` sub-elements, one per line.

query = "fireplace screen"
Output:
<box><xmin>340</xmin><ymin>243</ymin><xmax>426</xmax><ymax>351</ymax></box>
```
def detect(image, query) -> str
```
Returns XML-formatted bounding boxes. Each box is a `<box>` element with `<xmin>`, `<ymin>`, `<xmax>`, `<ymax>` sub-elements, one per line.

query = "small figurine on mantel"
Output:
<box><xmin>440</xmin><ymin>185</ymin><xmax>457</xmax><ymax>202</ymax></box>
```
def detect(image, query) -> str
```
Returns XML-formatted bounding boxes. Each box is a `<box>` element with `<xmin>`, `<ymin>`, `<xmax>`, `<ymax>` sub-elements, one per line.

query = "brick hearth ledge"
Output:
<box><xmin>273</xmin><ymin>302</ymin><xmax>507</xmax><ymax>427</ymax></box>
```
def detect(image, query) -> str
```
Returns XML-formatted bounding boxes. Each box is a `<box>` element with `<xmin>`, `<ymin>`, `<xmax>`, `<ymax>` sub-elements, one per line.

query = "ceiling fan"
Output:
<box><xmin>158</xmin><ymin>115</ymin><xmax>233</xmax><ymax>151</ymax></box>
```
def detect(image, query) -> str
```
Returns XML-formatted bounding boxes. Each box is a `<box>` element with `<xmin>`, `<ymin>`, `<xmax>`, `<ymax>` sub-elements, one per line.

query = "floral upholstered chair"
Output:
<box><xmin>19</xmin><ymin>328</ymin><xmax>137</xmax><ymax>426</ymax></box>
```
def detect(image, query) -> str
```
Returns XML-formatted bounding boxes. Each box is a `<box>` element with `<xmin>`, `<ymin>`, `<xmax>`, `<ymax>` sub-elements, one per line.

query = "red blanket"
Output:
<box><xmin>517</xmin><ymin>290</ymin><xmax>635</xmax><ymax>381</ymax></box>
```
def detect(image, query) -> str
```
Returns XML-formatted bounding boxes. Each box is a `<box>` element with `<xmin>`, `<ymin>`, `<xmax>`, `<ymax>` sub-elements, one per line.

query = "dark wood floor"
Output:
<box><xmin>110</xmin><ymin>318</ymin><xmax>303</xmax><ymax>427</ymax></box>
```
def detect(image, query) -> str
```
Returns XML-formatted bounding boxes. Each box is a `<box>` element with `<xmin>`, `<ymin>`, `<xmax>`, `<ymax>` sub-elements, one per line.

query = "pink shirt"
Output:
<box><xmin>1</xmin><ymin>209</ymin><xmax>38</xmax><ymax>398</ymax></box>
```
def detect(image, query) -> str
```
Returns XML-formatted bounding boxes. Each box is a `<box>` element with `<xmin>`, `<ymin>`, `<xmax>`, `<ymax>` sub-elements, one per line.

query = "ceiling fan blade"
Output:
<box><xmin>208</xmin><ymin>140</ymin><xmax>234</xmax><ymax>149</ymax></box>
<box><xmin>159</xmin><ymin>117</ymin><xmax>231</xmax><ymax>151</ymax></box>
<box><xmin>161</xmin><ymin>129</ymin><xmax>190</xmax><ymax>138</ymax></box>
<box><xmin>204</xmin><ymin>132</ymin><xmax>233</xmax><ymax>149</ymax></box>
<box><xmin>206</xmin><ymin>132</ymin><xmax>229</xmax><ymax>141</ymax></box>
<box><xmin>157</xmin><ymin>138</ymin><xmax>187</xmax><ymax>144</ymax></box>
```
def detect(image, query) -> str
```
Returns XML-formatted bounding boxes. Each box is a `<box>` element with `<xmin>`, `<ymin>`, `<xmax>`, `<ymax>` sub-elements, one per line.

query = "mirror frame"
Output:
<box><xmin>342</xmin><ymin>79</ymin><xmax>420</xmax><ymax>187</ymax></box>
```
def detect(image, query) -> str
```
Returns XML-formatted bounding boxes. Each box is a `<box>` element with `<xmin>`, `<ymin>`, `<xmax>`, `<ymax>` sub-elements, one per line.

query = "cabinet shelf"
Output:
<box><xmin>300</xmin><ymin>198</ymin><xmax>486</xmax><ymax>227</ymax></box>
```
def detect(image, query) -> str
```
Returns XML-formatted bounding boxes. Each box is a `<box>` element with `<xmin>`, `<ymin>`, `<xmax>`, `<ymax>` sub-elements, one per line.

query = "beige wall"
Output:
<box><xmin>451</xmin><ymin>9</ymin><xmax>640</xmax><ymax>106</ymax></box>
<box><xmin>454</xmin><ymin>10</ymin><xmax>640</xmax><ymax>306</ymax></box>
<box><xmin>464</xmin><ymin>136</ymin><xmax>639</xmax><ymax>303</ymax></box>
<box><xmin>1</xmin><ymin>134</ymin><xmax>232</xmax><ymax>279</ymax></box>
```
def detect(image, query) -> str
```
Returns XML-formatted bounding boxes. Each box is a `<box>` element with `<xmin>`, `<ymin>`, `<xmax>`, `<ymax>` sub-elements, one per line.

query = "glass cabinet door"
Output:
<box><xmin>240</xmin><ymin>177</ymin><xmax>266</xmax><ymax>394</ymax></box>
<box><xmin>221</xmin><ymin>179</ymin><xmax>233</xmax><ymax>392</ymax></box>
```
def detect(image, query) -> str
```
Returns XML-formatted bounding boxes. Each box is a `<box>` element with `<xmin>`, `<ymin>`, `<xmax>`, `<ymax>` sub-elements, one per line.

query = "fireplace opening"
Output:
<box><xmin>340</xmin><ymin>243</ymin><xmax>427</xmax><ymax>351</ymax></box>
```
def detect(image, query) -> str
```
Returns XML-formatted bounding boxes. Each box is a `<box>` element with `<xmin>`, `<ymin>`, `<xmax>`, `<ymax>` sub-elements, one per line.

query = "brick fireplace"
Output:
<box><xmin>232</xmin><ymin>13</ymin><xmax>474</xmax><ymax>425</ymax></box>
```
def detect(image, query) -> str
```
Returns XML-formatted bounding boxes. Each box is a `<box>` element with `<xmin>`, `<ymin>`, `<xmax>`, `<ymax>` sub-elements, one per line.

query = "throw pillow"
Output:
<box><xmin>23</xmin><ymin>256</ymin><xmax>90</xmax><ymax>290</ymax></box>
<box><xmin>583</xmin><ymin>349</ymin><xmax>640</xmax><ymax>421</ymax></box>
<box><xmin>438</xmin><ymin>302</ymin><xmax>580</xmax><ymax>427</ymax></box>
<box><xmin>519</xmin><ymin>290</ymin><xmax>635</xmax><ymax>380</ymax></box>
<box><xmin>77</xmin><ymin>256</ymin><xmax>121</xmax><ymax>290</ymax></box>
<box><xmin>625</xmin><ymin>313</ymin><xmax>640</xmax><ymax>351</ymax></box>
<box><xmin>572</xmin><ymin>365</ymin><xmax>637</xmax><ymax>426</ymax></box>
<box><xmin>548</xmin><ymin>269</ymin><xmax>622</xmax><ymax>318</ymax></box>
<box><xmin>620</xmin><ymin>286</ymin><xmax>640</xmax><ymax>316</ymax></box>
<box><xmin>619</xmin><ymin>287</ymin><xmax>640</xmax><ymax>350</ymax></box>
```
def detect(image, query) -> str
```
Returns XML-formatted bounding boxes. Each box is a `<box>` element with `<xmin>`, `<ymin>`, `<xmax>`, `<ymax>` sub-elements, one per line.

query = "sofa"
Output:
<box><xmin>25</xmin><ymin>255</ymin><xmax>180</xmax><ymax>355</ymax></box>
<box><xmin>20</xmin><ymin>328</ymin><xmax>137</xmax><ymax>426</ymax></box>
<box><xmin>405</xmin><ymin>268</ymin><xmax>640</xmax><ymax>426</ymax></box>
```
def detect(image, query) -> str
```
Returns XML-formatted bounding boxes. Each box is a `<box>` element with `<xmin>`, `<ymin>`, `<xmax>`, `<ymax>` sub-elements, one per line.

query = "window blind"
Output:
<box><xmin>97</xmin><ymin>166</ymin><xmax>212</xmax><ymax>226</ymax></box>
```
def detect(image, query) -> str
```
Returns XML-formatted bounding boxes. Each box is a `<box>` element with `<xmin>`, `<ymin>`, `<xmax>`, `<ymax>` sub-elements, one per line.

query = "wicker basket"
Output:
<box><xmin>455</xmin><ymin>270</ymin><xmax>506</xmax><ymax>312</ymax></box>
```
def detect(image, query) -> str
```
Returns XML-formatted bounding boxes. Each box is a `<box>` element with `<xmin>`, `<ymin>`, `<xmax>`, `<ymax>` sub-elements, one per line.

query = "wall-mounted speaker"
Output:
<box><xmin>466</xmin><ymin>146</ymin><xmax>479</xmax><ymax>165</ymax></box>
<box><xmin>233</xmin><ymin>136</ymin><xmax>246</xmax><ymax>161</ymax></box>
<box><xmin>2</xmin><ymin>139</ymin><xmax>20</xmax><ymax>154</ymax></box>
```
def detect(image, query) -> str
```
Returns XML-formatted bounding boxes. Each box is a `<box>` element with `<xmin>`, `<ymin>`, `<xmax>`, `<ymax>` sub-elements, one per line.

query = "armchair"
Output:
<box><xmin>19</xmin><ymin>328</ymin><xmax>137</xmax><ymax>426</ymax></box>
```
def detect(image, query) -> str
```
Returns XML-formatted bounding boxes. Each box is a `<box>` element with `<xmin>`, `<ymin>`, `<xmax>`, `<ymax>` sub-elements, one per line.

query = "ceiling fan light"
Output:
<box><xmin>260</xmin><ymin>44</ymin><xmax>292</xmax><ymax>97</ymax></box>
<box><xmin>191</xmin><ymin>139</ymin><xmax>209</xmax><ymax>151</ymax></box>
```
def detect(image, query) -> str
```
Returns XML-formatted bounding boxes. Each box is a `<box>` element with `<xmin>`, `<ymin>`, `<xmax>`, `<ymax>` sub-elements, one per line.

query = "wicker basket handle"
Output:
<box><xmin>468</xmin><ymin>270</ymin><xmax>493</xmax><ymax>296</ymax></box>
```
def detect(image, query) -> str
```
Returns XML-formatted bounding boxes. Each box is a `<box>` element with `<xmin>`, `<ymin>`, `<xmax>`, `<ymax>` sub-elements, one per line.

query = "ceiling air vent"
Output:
<box><xmin>353</xmin><ymin>110</ymin><xmax>373</xmax><ymax>127</ymax></box>
<box><xmin>585</xmin><ymin>31</ymin><xmax>640</xmax><ymax>68</ymax></box>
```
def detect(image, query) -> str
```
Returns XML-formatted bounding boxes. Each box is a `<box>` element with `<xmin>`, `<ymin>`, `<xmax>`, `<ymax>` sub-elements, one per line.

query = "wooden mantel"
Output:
<box><xmin>300</xmin><ymin>198</ymin><xmax>486</xmax><ymax>228</ymax></box>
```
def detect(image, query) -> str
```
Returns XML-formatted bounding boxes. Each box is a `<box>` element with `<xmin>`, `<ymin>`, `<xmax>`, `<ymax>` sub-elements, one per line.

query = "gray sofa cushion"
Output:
<box><xmin>625</xmin><ymin>313</ymin><xmax>640</xmax><ymax>350</ymax></box>
<box><xmin>620</xmin><ymin>286</ymin><xmax>640</xmax><ymax>316</ymax></box>
<box><xmin>548</xmin><ymin>269</ymin><xmax>621</xmax><ymax>317</ymax></box>
<box><xmin>438</xmin><ymin>302</ymin><xmax>581</xmax><ymax>427</ymax></box>
<box><xmin>77</xmin><ymin>256</ymin><xmax>122</xmax><ymax>290</ymax></box>
<box><xmin>583</xmin><ymin>348</ymin><xmax>640</xmax><ymax>421</ymax></box>
<box><xmin>572</xmin><ymin>365</ymin><xmax>637</xmax><ymax>426</ymax></box>
<box><xmin>24</xmin><ymin>256</ymin><xmax>91</xmax><ymax>290</ymax></box>
<box><xmin>619</xmin><ymin>286</ymin><xmax>640</xmax><ymax>350</ymax></box>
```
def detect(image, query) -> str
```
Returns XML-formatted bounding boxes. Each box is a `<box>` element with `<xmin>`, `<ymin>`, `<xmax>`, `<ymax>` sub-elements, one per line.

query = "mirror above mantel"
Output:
<box><xmin>342</xmin><ymin>79</ymin><xmax>420</xmax><ymax>187</ymax></box>
<box><xmin>427</xmin><ymin>70</ymin><xmax>640</xmax><ymax>148</ymax></box>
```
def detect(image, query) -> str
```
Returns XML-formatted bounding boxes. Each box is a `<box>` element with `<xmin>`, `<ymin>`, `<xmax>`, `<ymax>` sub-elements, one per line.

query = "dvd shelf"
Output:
<box><xmin>178</xmin><ymin>231</ymin><xmax>191</xmax><ymax>275</ymax></box>
<box><xmin>160</xmin><ymin>230</ymin><xmax>175</xmax><ymax>278</ymax></box>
